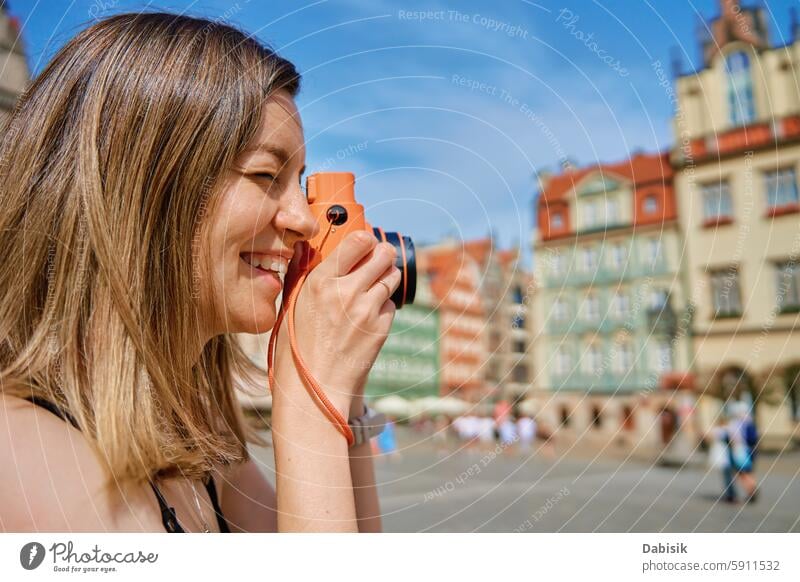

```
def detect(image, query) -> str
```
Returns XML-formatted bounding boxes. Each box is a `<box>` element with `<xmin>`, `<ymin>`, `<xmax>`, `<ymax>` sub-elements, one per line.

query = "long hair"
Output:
<box><xmin>0</xmin><ymin>12</ymin><xmax>300</xmax><ymax>489</ymax></box>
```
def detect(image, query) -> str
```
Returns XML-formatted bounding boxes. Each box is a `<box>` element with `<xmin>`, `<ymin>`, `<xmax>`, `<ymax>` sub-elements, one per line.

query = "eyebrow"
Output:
<box><xmin>245</xmin><ymin>143</ymin><xmax>306</xmax><ymax>176</ymax></box>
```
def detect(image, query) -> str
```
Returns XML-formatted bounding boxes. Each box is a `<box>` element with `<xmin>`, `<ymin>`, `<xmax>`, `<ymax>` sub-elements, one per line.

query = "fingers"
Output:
<box><xmin>366</xmin><ymin>264</ymin><xmax>401</xmax><ymax>305</ymax></box>
<box><xmin>347</xmin><ymin>242</ymin><xmax>397</xmax><ymax>290</ymax></box>
<box><xmin>319</xmin><ymin>231</ymin><xmax>377</xmax><ymax>278</ymax></box>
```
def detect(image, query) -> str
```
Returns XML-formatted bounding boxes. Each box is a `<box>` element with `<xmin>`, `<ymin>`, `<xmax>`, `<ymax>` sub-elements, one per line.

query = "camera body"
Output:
<box><xmin>302</xmin><ymin>172</ymin><xmax>416</xmax><ymax>308</ymax></box>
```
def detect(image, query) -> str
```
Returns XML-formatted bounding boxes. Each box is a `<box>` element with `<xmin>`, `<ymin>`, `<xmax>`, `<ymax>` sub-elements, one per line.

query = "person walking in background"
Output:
<box><xmin>707</xmin><ymin>414</ymin><xmax>736</xmax><ymax>503</ymax></box>
<box><xmin>727</xmin><ymin>402</ymin><xmax>759</xmax><ymax>503</ymax></box>
<box><xmin>498</xmin><ymin>414</ymin><xmax>518</xmax><ymax>449</ymax></box>
<box><xmin>517</xmin><ymin>414</ymin><xmax>537</xmax><ymax>454</ymax></box>
<box><xmin>377</xmin><ymin>416</ymin><xmax>402</xmax><ymax>463</ymax></box>
<box><xmin>478</xmin><ymin>415</ymin><xmax>496</xmax><ymax>451</ymax></box>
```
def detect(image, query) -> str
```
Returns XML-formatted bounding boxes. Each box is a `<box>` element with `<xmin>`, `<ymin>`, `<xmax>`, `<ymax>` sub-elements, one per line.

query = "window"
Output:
<box><xmin>512</xmin><ymin>339</ymin><xmax>526</xmax><ymax>354</ymax></box>
<box><xmin>584</xmin><ymin>344</ymin><xmax>603</xmax><ymax>375</ymax></box>
<box><xmin>606</xmin><ymin>199</ymin><xmax>620</xmax><ymax>224</ymax></box>
<box><xmin>555</xmin><ymin>346</ymin><xmax>572</xmax><ymax>376</ymax></box>
<box><xmin>583</xmin><ymin>200</ymin><xmax>598</xmax><ymax>228</ymax></box>
<box><xmin>710</xmin><ymin>268</ymin><xmax>743</xmax><ymax>317</ymax></box>
<box><xmin>554</xmin><ymin>297</ymin><xmax>568</xmax><ymax>321</ymax></box>
<box><xmin>580</xmin><ymin>246</ymin><xmax>598</xmax><ymax>272</ymax></box>
<box><xmin>701</xmin><ymin>181</ymin><xmax>733</xmax><ymax>221</ymax></box>
<box><xmin>551</xmin><ymin>252</ymin><xmax>565</xmax><ymax>276</ymax></box>
<box><xmin>615</xmin><ymin>342</ymin><xmax>634</xmax><ymax>373</ymax></box>
<box><xmin>726</xmin><ymin>51</ymin><xmax>755</xmax><ymax>126</ymax></box>
<box><xmin>512</xmin><ymin>313</ymin><xmax>526</xmax><ymax>329</ymax></box>
<box><xmin>512</xmin><ymin>363</ymin><xmax>529</xmax><ymax>383</ymax></box>
<box><xmin>512</xmin><ymin>285</ymin><xmax>524</xmax><ymax>304</ymax></box>
<box><xmin>649</xmin><ymin>288</ymin><xmax>669</xmax><ymax>310</ymax></box>
<box><xmin>654</xmin><ymin>340</ymin><xmax>674</xmax><ymax>373</ymax></box>
<box><xmin>644</xmin><ymin>238</ymin><xmax>662</xmax><ymax>267</ymax></box>
<box><xmin>776</xmin><ymin>261</ymin><xmax>800</xmax><ymax>310</ymax></box>
<box><xmin>584</xmin><ymin>292</ymin><xmax>600</xmax><ymax>321</ymax></box>
<box><xmin>643</xmin><ymin>195</ymin><xmax>658</xmax><ymax>214</ymax></box>
<box><xmin>590</xmin><ymin>405</ymin><xmax>603</xmax><ymax>429</ymax></box>
<box><xmin>765</xmin><ymin>168</ymin><xmax>799</xmax><ymax>209</ymax></box>
<box><xmin>612</xmin><ymin>291</ymin><xmax>630</xmax><ymax>318</ymax></box>
<box><xmin>609</xmin><ymin>242</ymin><xmax>627</xmax><ymax>270</ymax></box>
<box><xmin>551</xmin><ymin>212</ymin><xmax>564</xmax><ymax>229</ymax></box>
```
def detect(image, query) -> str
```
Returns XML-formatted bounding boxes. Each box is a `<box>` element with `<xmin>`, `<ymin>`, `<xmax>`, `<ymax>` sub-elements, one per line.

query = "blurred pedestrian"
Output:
<box><xmin>517</xmin><ymin>414</ymin><xmax>537</xmax><ymax>454</ymax></box>
<box><xmin>707</xmin><ymin>414</ymin><xmax>736</xmax><ymax>503</ymax></box>
<box><xmin>377</xmin><ymin>417</ymin><xmax>402</xmax><ymax>463</ymax></box>
<box><xmin>498</xmin><ymin>415</ymin><xmax>518</xmax><ymax>448</ymax></box>
<box><xmin>478</xmin><ymin>415</ymin><xmax>496</xmax><ymax>451</ymax></box>
<box><xmin>727</xmin><ymin>402</ymin><xmax>759</xmax><ymax>503</ymax></box>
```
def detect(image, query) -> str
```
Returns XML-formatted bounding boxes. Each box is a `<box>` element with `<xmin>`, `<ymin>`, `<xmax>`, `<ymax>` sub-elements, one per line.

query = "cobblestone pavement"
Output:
<box><xmin>248</xmin><ymin>428</ymin><xmax>800</xmax><ymax>532</ymax></box>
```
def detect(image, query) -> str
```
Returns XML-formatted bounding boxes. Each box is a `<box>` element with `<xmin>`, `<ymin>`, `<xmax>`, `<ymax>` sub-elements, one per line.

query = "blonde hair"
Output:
<box><xmin>0</xmin><ymin>12</ymin><xmax>300</xmax><ymax>489</ymax></box>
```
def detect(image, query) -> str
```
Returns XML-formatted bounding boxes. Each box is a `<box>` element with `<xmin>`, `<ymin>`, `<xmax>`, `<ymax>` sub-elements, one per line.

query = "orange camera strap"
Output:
<box><xmin>266</xmin><ymin>249</ymin><xmax>355</xmax><ymax>446</ymax></box>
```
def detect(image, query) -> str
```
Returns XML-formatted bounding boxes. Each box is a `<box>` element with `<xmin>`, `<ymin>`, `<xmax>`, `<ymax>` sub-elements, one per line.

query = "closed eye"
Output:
<box><xmin>252</xmin><ymin>172</ymin><xmax>276</xmax><ymax>182</ymax></box>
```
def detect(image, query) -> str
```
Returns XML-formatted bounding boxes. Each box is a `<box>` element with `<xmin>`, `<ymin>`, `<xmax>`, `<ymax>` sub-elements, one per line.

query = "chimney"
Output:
<box><xmin>720</xmin><ymin>0</ymin><xmax>740</xmax><ymax>18</ymax></box>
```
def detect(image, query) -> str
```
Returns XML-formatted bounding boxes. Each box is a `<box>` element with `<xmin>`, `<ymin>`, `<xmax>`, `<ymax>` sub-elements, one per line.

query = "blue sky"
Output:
<box><xmin>8</xmin><ymin>0</ymin><xmax>799</xmax><ymax>267</ymax></box>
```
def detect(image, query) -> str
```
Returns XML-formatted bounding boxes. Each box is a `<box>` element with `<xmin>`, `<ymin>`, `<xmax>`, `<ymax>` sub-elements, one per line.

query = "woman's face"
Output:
<box><xmin>203</xmin><ymin>90</ymin><xmax>318</xmax><ymax>336</ymax></box>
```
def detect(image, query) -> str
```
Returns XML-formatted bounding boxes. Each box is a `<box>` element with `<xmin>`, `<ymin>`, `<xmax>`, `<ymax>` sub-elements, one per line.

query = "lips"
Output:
<box><xmin>240</xmin><ymin>252</ymin><xmax>289</xmax><ymax>283</ymax></box>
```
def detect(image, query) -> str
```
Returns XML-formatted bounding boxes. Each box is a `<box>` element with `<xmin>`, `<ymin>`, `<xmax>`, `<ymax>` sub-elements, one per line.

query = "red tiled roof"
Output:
<box><xmin>538</xmin><ymin>151</ymin><xmax>673</xmax><ymax>207</ymax></box>
<box><xmin>463</xmin><ymin>238</ymin><xmax>493</xmax><ymax>265</ymax></box>
<box><xmin>496</xmin><ymin>249</ymin><xmax>517</xmax><ymax>266</ymax></box>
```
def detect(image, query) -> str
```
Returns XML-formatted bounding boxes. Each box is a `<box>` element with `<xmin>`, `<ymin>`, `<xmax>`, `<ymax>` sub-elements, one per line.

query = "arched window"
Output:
<box><xmin>726</xmin><ymin>51</ymin><xmax>755</xmax><ymax>126</ymax></box>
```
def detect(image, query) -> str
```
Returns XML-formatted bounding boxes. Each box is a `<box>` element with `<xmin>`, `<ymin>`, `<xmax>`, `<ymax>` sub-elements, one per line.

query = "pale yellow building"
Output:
<box><xmin>672</xmin><ymin>0</ymin><xmax>800</xmax><ymax>444</ymax></box>
<box><xmin>0</xmin><ymin>2</ymin><xmax>29</xmax><ymax>126</ymax></box>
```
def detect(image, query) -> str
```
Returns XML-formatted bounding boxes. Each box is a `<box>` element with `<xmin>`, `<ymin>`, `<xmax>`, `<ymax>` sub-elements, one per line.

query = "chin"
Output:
<box><xmin>228</xmin><ymin>304</ymin><xmax>277</xmax><ymax>335</ymax></box>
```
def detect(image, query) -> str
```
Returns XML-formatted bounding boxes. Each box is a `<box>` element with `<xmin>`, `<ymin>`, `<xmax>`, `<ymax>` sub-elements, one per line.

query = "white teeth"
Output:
<box><xmin>242</xmin><ymin>253</ymin><xmax>287</xmax><ymax>280</ymax></box>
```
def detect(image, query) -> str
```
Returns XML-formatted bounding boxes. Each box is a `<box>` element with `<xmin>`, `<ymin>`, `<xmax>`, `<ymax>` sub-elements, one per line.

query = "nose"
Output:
<box><xmin>273</xmin><ymin>180</ymin><xmax>319</xmax><ymax>244</ymax></box>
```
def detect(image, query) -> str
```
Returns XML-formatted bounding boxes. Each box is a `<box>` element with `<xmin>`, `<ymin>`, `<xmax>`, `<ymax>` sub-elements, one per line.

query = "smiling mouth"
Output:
<box><xmin>240</xmin><ymin>252</ymin><xmax>288</xmax><ymax>283</ymax></box>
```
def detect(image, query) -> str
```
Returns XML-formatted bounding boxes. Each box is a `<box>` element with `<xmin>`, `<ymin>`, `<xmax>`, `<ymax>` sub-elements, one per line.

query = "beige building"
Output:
<box><xmin>463</xmin><ymin>239</ymin><xmax>534</xmax><ymax>402</ymax></box>
<box><xmin>672</xmin><ymin>0</ymin><xmax>800</xmax><ymax>443</ymax></box>
<box><xmin>0</xmin><ymin>2</ymin><xmax>29</xmax><ymax>126</ymax></box>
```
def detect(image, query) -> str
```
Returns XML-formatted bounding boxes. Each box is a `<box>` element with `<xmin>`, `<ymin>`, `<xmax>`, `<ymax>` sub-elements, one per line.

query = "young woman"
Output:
<box><xmin>0</xmin><ymin>12</ymin><xmax>400</xmax><ymax>532</ymax></box>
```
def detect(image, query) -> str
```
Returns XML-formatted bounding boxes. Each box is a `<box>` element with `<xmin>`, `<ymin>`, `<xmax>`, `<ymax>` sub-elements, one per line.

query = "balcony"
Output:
<box><xmin>547</xmin><ymin>316</ymin><xmax>628</xmax><ymax>336</ymax></box>
<box><xmin>551</xmin><ymin>369</ymin><xmax>657</xmax><ymax>394</ymax></box>
<box><xmin>544</xmin><ymin>255</ymin><xmax>671</xmax><ymax>289</ymax></box>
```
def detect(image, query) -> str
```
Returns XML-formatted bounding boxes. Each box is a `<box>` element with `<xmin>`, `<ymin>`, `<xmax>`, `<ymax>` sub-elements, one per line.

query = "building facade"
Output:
<box><xmin>464</xmin><ymin>240</ymin><xmax>534</xmax><ymax>402</ymax></box>
<box><xmin>532</xmin><ymin>152</ymin><xmax>693</xmax><ymax>443</ymax></box>
<box><xmin>0</xmin><ymin>1</ymin><xmax>29</xmax><ymax>127</ymax></box>
<box><xmin>365</xmin><ymin>272</ymin><xmax>440</xmax><ymax>401</ymax></box>
<box><xmin>418</xmin><ymin>241</ymin><xmax>487</xmax><ymax>401</ymax></box>
<box><xmin>672</xmin><ymin>0</ymin><xmax>800</xmax><ymax>441</ymax></box>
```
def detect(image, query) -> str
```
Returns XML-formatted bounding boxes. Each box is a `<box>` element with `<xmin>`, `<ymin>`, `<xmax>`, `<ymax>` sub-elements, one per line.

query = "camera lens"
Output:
<box><xmin>372</xmin><ymin>228</ymin><xmax>416</xmax><ymax>308</ymax></box>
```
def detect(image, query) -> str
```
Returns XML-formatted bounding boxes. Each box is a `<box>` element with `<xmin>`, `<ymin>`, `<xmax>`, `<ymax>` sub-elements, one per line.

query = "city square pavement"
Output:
<box><xmin>248</xmin><ymin>428</ymin><xmax>800</xmax><ymax>532</ymax></box>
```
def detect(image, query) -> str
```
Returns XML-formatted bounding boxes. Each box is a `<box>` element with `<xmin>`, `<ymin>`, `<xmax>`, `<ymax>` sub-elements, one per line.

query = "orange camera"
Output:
<box><xmin>301</xmin><ymin>172</ymin><xmax>416</xmax><ymax>308</ymax></box>
<box><xmin>267</xmin><ymin>171</ymin><xmax>415</xmax><ymax>444</ymax></box>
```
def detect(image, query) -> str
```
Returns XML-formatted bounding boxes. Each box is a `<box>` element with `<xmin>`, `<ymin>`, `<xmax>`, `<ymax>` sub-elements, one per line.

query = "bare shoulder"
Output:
<box><xmin>0</xmin><ymin>392</ymin><xmax>163</xmax><ymax>532</ymax></box>
<box><xmin>215</xmin><ymin>456</ymin><xmax>277</xmax><ymax>532</ymax></box>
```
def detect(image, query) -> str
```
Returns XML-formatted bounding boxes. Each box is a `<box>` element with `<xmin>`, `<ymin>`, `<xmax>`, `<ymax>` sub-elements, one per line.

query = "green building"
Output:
<box><xmin>366</xmin><ymin>275</ymin><xmax>439</xmax><ymax>400</ymax></box>
<box><xmin>531</xmin><ymin>152</ymin><xmax>692</xmax><ymax>436</ymax></box>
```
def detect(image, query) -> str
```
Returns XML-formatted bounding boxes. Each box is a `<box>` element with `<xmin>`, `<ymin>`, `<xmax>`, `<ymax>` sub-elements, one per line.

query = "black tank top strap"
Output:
<box><xmin>149</xmin><ymin>480</ymin><xmax>184</xmax><ymax>533</ymax></box>
<box><xmin>22</xmin><ymin>394</ymin><xmax>80</xmax><ymax>429</ymax></box>
<box><xmin>203</xmin><ymin>472</ymin><xmax>231</xmax><ymax>533</ymax></box>
<box><xmin>19</xmin><ymin>394</ymin><xmax>229</xmax><ymax>533</ymax></box>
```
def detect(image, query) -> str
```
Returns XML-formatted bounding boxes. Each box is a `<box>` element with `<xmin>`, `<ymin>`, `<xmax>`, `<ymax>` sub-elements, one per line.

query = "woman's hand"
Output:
<box><xmin>272</xmin><ymin>230</ymin><xmax>401</xmax><ymax>417</ymax></box>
